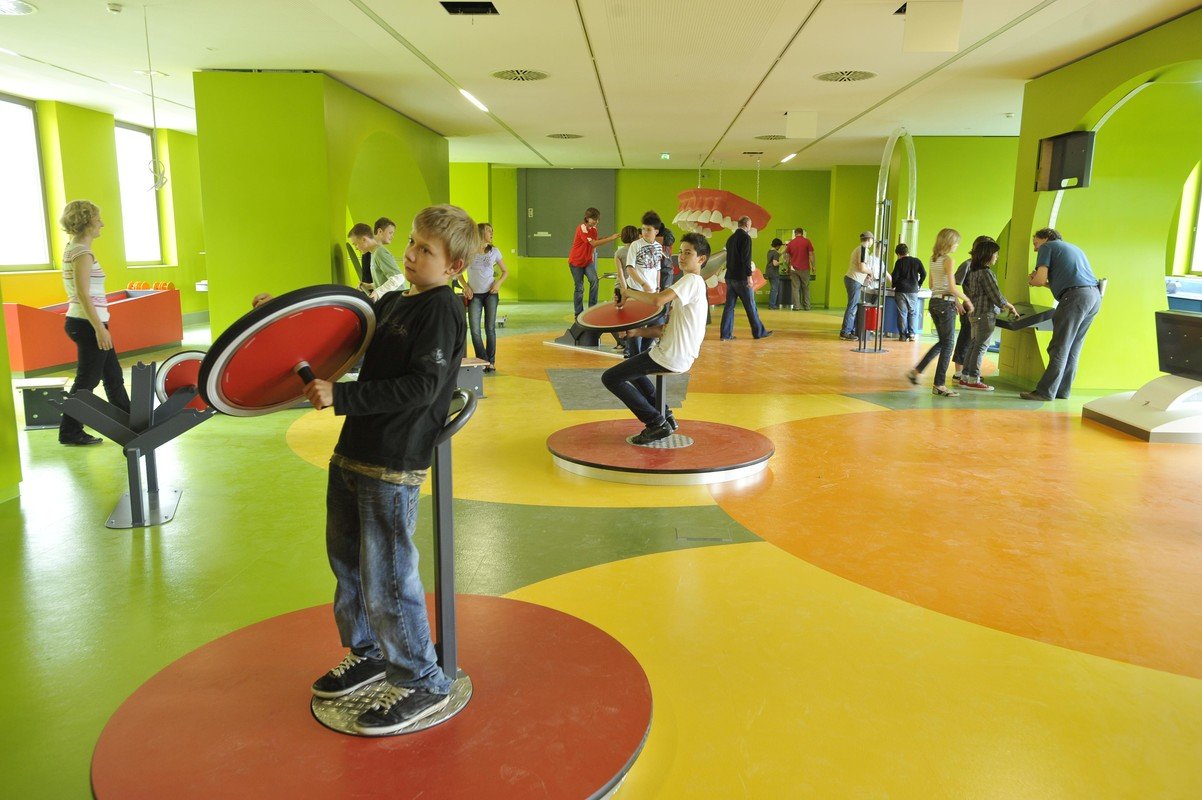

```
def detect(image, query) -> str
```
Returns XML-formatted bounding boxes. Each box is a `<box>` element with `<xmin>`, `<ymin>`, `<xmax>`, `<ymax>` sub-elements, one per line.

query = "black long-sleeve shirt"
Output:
<box><xmin>332</xmin><ymin>285</ymin><xmax>466</xmax><ymax>471</ymax></box>
<box><xmin>726</xmin><ymin>228</ymin><xmax>753</xmax><ymax>280</ymax></box>
<box><xmin>891</xmin><ymin>256</ymin><xmax>927</xmax><ymax>293</ymax></box>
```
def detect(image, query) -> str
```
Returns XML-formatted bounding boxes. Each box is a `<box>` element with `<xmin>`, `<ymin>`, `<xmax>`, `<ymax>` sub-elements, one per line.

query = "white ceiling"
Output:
<box><xmin>0</xmin><ymin>0</ymin><xmax>1198</xmax><ymax>169</ymax></box>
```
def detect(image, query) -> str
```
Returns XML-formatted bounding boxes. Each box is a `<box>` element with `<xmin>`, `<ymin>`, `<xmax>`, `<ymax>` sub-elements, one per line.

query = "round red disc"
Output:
<box><xmin>155</xmin><ymin>350</ymin><xmax>208</xmax><ymax>411</ymax></box>
<box><xmin>199</xmin><ymin>286</ymin><xmax>374</xmax><ymax>416</ymax></box>
<box><xmin>576</xmin><ymin>300</ymin><xmax>663</xmax><ymax>332</ymax></box>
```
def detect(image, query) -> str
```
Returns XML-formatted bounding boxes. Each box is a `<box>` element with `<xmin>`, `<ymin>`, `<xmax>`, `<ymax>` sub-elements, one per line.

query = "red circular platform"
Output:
<box><xmin>547</xmin><ymin>420</ymin><xmax>774</xmax><ymax>485</ymax></box>
<box><xmin>92</xmin><ymin>596</ymin><xmax>652</xmax><ymax>800</ymax></box>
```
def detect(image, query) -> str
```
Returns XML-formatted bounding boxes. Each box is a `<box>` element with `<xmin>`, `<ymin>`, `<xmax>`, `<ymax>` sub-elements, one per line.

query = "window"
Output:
<box><xmin>0</xmin><ymin>95</ymin><xmax>51</xmax><ymax>268</ymax></box>
<box><xmin>115</xmin><ymin>124</ymin><xmax>163</xmax><ymax>263</ymax></box>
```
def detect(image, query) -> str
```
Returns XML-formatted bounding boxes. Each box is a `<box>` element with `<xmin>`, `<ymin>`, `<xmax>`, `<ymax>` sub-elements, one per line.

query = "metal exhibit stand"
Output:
<box><xmin>311</xmin><ymin>388</ymin><xmax>480</xmax><ymax>736</ymax></box>
<box><xmin>853</xmin><ymin>198</ymin><xmax>893</xmax><ymax>354</ymax></box>
<box><xmin>59</xmin><ymin>362</ymin><xmax>215</xmax><ymax>529</ymax></box>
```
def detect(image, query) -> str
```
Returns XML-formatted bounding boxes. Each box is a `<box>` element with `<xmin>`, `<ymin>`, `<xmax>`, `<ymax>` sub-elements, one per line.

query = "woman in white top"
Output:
<box><xmin>58</xmin><ymin>200</ymin><xmax>130</xmax><ymax>445</ymax></box>
<box><xmin>458</xmin><ymin>222</ymin><xmax>508</xmax><ymax>372</ymax></box>
<box><xmin>906</xmin><ymin>227</ymin><xmax>974</xmax><ymax>396</ymax></box>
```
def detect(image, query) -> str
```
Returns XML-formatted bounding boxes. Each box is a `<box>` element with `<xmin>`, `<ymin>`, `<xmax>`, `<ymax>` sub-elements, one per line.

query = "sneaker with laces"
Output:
<box><xmin>631</xmin><ymin>422</ymin><xmax>672</xmax><ymax>445</ymax></box>
<box><xmin>353</xmin><ymin>684</ymin><xmax>450</xmax><ymax>735</ymax></box>
<box><xmin>958</xmin><ymin>379</ymin><xmax>994</xmax><ymax>391</ymax></box>
<box><xmin>312</xmin><ymin>652</ymin><xmax>387</xmax><ymax>699</ymax></box>
<box><xmin>664</xmin><ymin>410</ymin><xmax>679</xmax><ymax>432</ymax></box>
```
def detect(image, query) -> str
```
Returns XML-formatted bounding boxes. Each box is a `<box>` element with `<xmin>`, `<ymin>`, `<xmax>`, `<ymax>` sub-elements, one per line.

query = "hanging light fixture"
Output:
<box><xmin>142</xmin><ymin>5</ymin><xmax>167</xmax><ymax>190</ymax></box>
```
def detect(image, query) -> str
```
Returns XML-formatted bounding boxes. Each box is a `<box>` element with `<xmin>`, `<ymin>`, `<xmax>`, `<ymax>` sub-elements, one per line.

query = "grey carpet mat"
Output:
<box><xmin>547</xmin><ymin>368</ymin><xmax>690</xmax><ymax>411</ymax></box>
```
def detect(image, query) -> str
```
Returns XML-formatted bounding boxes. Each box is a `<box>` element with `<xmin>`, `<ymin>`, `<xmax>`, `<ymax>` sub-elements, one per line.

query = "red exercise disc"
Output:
<box><xmin>154</xmin><ymin>350</ymin><xmax>208</xmax><ymax>411</ymax></box>
<box><xmin>199</xmin><ymin>285</ymin><xmax>375</xmax><ymax>416</ymax></box>
<box><xmin>576</xmin><ymin>299</ymin><xmax>663</xmax><ymax>332</ymax></box>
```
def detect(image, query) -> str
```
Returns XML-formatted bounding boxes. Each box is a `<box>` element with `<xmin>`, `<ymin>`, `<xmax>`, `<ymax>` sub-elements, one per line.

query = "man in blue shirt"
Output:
<box><xmin>1020</xmin><ymin>228</ymin><xmax>1102</xmax><ymax>401</ymax></box>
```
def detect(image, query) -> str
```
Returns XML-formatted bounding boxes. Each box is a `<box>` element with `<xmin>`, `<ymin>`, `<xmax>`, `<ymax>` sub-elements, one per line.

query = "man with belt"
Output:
<box><xmin>1020</xmin><ymin>227</ymin><xmax>1102</xmax><ymax>401</ymax></box>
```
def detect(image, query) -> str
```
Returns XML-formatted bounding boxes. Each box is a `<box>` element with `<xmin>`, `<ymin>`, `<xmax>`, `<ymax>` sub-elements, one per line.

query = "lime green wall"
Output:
<box><xmin>195</xmin><ymin>72</ymin><xmax>449</xmax><ymax>332</ymax></box>
<box><xmin>157</xmin><ymin>130</ymin><xmax>207</xmax><ymax>315</ymax></box>
<box><xmin>909</xmin><ymin>137</ymin><xmax>1018</xmax><ymax>260</ymax></box>
<box><xmin>459</xmin><ymin>165</ymin><xmax>832</xmax><ymax>304</ymax></box>
<box><xmin>450</xmin><ymin>162</ymin><xmax>491</xmax><ymax>225</ymax></box>
<box><xmin>0</xmin><ymin>280</ymin><xmax>20</xmax><ymax>503</ymax></box>
<box><xmin>1002</xmin><ymin>8</ymin><xmax>1202</xmax><ymax>390</ymax></box>
<box><xmin>325</xmin><ymin>76</ymin><xmax>448</xmax><ymax>284</ymax></box>
<box><xmin>195</xmin><ymin>73</ymin><xmax>331</xmax><ymax>334</ymax></box>
<box><xmin>827</xmin><ymin>165</ymin><xmax>879</xmax><ymax>309</ymax></box>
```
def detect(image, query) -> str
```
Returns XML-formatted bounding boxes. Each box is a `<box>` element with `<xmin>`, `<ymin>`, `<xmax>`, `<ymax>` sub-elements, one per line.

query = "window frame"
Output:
<box><xmin>113</xmin><ymin>120</ymin><xmax>166</xmax><ymax>266</ymax></box>
<box><xmin>0</xmin><ymin>92</ymin><xmax>53</xmax><ymax>272</ymax></box>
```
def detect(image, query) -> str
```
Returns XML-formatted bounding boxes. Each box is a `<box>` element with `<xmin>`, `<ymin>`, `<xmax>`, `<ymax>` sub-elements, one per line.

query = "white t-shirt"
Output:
<box><xmin>625</xmin><ymin>239</ymin><xmax>662</xmax><ymax>291</ymax></box>
<box><xmin>63</xmin><ymin>244</ymin><xmax>109</xmax><ymax>323</ymax></box>
<box><xmin>649</xmin><ymin>272</ymin><xmax>706</xmax><ymax>373</ymax></box>
<box><xmin>929</xmin><ymin>255</ymin><xmax>953</xmax><ymax>295</ymax></box>
<box><xmin>846</xmin><ymin>244</ymin><xmax>878</xmax><ymax>286</ymax></box>
<box><xmin>466</xmin><ymin>247</ymin><xmax>503</xmax><ymax>293</ymax></box>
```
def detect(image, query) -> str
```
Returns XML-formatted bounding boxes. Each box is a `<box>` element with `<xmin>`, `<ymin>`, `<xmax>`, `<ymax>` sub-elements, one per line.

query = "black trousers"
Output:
<box><xmin>59</xmin><ymin>316</ymin><xmax>130</xmax><ymax>440</ymax></box>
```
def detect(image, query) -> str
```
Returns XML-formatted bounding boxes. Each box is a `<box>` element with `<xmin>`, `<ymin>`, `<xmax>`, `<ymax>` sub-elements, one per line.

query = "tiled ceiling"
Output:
<box><xmin>0</xmin><ymin>0</ymin><xmax>1198</xmax><ymax>169</ymax></box>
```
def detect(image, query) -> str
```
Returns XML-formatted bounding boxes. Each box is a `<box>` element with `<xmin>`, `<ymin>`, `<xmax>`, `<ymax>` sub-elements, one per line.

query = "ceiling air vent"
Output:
<box><xmin>814</xmin><ymin>70</ymin><xmax>876</xmax><ymax>83</ymax></box>
<box><xmin>547</xmin><ymin>133</ymin><xmax>583</xmax><ymax>139</ymax></box>
<box><xmin>895</xmin><ymin>3</ymin><xmax>907</xmax><ymax>14</ymax></box>
<box><xmin>492</xmin><ymin>69</ymin><xmax>549</xmax><ymax>82</ymax></box>
<box><xmin>755</xmin><ymin>134</ymin><xmax>785</xmax><ymax>141</ymax></box>
<box><xmin>440</xmin><ymin>2</ymin><xmax>498</xmax><ymax>14</ymax></box>
<box><xmin>742</xmin><ymin>151</ymin><xmax>764</xmax><ymax>156</ymax></box>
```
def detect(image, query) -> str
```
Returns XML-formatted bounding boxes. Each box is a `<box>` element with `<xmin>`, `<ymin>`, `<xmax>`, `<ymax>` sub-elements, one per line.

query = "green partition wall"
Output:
<box><xmin>1002</xmin><ymin>8</ymin><xmax>1202</xmax><ymax>390</ymax></box>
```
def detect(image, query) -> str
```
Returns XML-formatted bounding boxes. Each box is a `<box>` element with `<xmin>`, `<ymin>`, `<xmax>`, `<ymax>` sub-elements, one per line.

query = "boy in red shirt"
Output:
<box><xmin>785</xmin><ymin>227</ymin><xmax>815</xmax><ymax>310</ymax></box>
<box><xmin>568</xmin><ymin>206</ymin><xmax>619</xmax><ymax>317</ymax></box>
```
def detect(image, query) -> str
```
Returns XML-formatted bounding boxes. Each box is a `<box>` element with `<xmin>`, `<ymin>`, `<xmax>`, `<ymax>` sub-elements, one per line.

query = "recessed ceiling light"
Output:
<box><xmin>780</xmin><ymin>153</ymin><xmax>797</xmax><ymax>164</ymax></box>
<box><xmin>0</xmin><ymin>1</ymin><xmax>37</xmax><ymax>16</ymax></box>
<box><xmin>458</xmin><ymin>88</ymin><xmax>489</xmax><ymax>113</ymax></box>
<box><xmin>134</xmin><ymin>69</ymin><xmax>168</xmax><ymax>78</ymax></box>
<box><xmin>814</xmin><ymin>70</ymin><xmax>876</xmax><ymax>83</ymax></box>
<box><xmin>546</xmin><ymin>133</ymin><xmax>582</xmax><ymax>139</ymax></box>
<box><xmin>108</xmin><ymin>82</ymin><xmax>140</xmax><ymax>93</ymax></box>
<box><xmin>0</xmin><ymin>46</ymin><xmax>19</xmax><ymax>56</ymax></box>
<box><xmin>660</xmin><ymin>153</ymin><xmax>670</xmax><ymax>160</ymax></box>
<box><xmin>492</xmin><ymin>69</ymin><xmax>548</xmax><ymax>82</ymax></box>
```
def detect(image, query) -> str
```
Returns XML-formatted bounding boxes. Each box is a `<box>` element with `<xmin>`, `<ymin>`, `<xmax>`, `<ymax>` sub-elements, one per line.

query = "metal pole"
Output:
<box><xmin>430</xmin><ymin>438</ymin><xmax>458</xmax><ymax>677</ymax></box>
<box><xmin>126</xmin><ymin>448</ymin><xmax>145</xmax><ymax>528</ymax></box>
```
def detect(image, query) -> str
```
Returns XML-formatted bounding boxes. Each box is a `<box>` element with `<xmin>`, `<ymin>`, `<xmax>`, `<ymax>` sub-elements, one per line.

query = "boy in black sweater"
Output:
<box><xmin>282</xmin><ymin>205</ymin><xmax>475</xmax><ymax>735</ymax></box>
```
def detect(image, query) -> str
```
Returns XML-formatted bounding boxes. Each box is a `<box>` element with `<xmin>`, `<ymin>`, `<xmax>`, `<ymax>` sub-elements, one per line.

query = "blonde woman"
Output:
<box><xmin>459</xmin><ymin>222</ymin><xmax>508</xmax><ymax>372</ymax></box>
<box><xmin>58</xmin><ymin>200</ymin><xmax>130</xmax><ymax>445</ymax></box>
<box><xmin>906</xmin><ymin>228</ymin><xmax>974</xmax><ymax>397</ymax></box>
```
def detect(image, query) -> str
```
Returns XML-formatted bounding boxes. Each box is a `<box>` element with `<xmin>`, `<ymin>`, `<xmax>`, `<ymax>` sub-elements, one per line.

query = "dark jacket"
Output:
<box><xmin>332</xmin><ymin>285</ymin><xmax>466</xmax><ymax>471</ymax></box>
<box><xmin>726</xmin><ymin>228</ymin><xmax>753</xmax><ymax>281</ymax></box>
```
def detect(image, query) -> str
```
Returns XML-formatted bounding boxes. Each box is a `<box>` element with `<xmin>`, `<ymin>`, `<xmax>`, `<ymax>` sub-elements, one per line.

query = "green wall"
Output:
<box><xmin>1001</xmin><ymin>8</ymin><xmax>1202</xmax><ymax>390</ymax></box>
<box><xmin>456</xmin><ymin>165</ymin><xmax>833</xmax><ymax>304</ymax></box>
<box><xmin>195</xmin><ymin>72</ymin><xmax>449</xmax><ymax>333</ymax></box>
<box><xmin>827</xmin><ymin>165</ymin><xmax>879</xmax><ymax>309</ymax></box>
<box><xmin>909</xmin><ymin>137</ymin><xmax>1018</xmax><ymax>259</ymax></box>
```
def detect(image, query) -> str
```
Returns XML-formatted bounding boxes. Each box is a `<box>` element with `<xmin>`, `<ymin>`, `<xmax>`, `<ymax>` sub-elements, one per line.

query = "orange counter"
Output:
<box><xmin>4</xmin><ymin>289</ymin><xmax>183</xmax><ymax>375</ymax></box>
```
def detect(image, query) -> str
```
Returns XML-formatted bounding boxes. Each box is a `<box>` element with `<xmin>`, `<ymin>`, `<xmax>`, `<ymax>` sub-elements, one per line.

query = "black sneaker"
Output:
<box><xmin>664</xmin><ymin>410</ymin><xmax>679</xmax><ymax>432</ymax></box>
<box><xmin>311</xmin><ymin>652</ymin><xmax>387</xmax><ymax>699</ymax></box>
<box><xmin>631</xmin><ymin>422</ymin><xmax>672</xmax><ymax>445</ymax></box>
<box><xmin>60</xmin><ymin>433</ymin><xmax>102</xmax><ymax>446</ymax></box>
<box><xmin>354</xmin><ymin>685</ymin><xmax>450</xmax><ymax>735</ymax></box>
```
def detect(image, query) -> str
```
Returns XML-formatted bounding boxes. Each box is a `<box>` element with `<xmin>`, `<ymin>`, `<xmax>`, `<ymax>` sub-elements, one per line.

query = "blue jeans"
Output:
<box><xmin>326</xmin><ymin>463</ymin><xmax>451</xmax><ymax>694</ymax></box>
<box><xmin>841</xmin><ymin>277</ymin><xmax>863</xmax><ymax>336</ymax></box>
<box><xmin>602</xmin><ymin>351</ymin><xmax>670</xmax><ymax>427</ymax></box>
<box><xmin>569</xmin><ymin>262</ymin><xmax>598</xmax><ymax>318</ymax></box>
<box><xmin>467</xmin><ymin>291</ymin><xmax>498</xmax><ymax>364</ymax></box>
<box><xmin>894</xmin><ymin>292</ymin><xmax>917</xmax><ymax>338</ymax></box>
<box><xmin>766</xmin><ymin>275</ymin><xmax>781</xmax><ymax>308</ymax></box>
<box><xmin>720</xmin><ymin>279</ymin><xmax>768</xmax><ymax>339</ymax></box>
<box><xmin>59</xmin><ymin>317</ymin><xmax>130</xmax><ymax>441</ymax></box>
<box><xmin>915</xmin><ymin>298</ymin><xmax>957</xmax><ymax>387</ymax></box>
<box><xmin>963</xmin><ymin>311</ymin><xmax>997</xmax><ymax>382</ymax></box>
<box><xmin>1035</xmin><ymin>285</ymin><xmax>1102</xmax><ymax>399</ymax></box>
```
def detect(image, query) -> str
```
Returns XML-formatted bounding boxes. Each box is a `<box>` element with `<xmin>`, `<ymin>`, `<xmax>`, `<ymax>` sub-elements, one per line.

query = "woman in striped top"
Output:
<box><xmin>958</xmin><ymin>238</ymin><xmax>1019</xmax><ymax>391</ymax></box>
<box><xmin>58</xmin><ymin>200</ymin><xmax>130</xmax><ymax>446</ymax></box>
<box><xmin>906</xmin><ymin>227</ymin><xmax>974</xmax><ymax>396</ymax></box>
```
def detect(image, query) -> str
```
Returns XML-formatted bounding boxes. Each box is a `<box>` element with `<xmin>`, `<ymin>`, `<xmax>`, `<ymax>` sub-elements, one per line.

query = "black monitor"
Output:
<box><xmin>1035</xmin><ymin>131</ymin><xmax>1095</xmax><ymax>191</ymax></box>
<box><xmin>1156</xmin><ymin>310</ymin><xmax>1202</xmax><ymax>381</ymax></box>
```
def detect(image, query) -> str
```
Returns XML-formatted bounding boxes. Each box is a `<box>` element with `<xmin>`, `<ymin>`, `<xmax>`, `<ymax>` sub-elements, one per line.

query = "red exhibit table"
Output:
<box><xmin>3</xmin><ymin>289</ymin><xmax>183</xmax><ymax>375</ymax></box>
